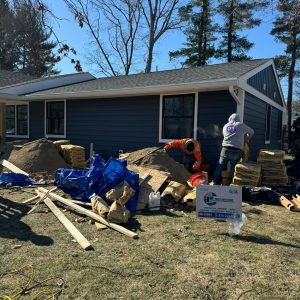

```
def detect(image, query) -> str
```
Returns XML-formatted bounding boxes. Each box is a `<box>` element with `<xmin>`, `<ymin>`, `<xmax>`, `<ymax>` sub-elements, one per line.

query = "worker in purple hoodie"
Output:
<box><xmin>211</xmin><ymin>113</ymin><xmax>254</xmax><ymax>185</ymax></box>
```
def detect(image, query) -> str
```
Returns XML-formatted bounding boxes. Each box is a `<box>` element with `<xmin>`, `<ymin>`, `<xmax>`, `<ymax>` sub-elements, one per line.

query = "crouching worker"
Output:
<box><xmin>164</xmin><ymin>138</ymin><xmax>202</xmax><ymax>172</ymax></box>
<box><xmin>212</xmin><ymin>113</ymin><xmax>254</xmax><ymax>185</ymax></box>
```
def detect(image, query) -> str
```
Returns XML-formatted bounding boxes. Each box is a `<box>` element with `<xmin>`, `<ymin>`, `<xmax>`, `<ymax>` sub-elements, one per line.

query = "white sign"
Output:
<box><xmin>196</xmin><ymin>185</ymin><xmax>242</xmax><ymax>221</ymax></box>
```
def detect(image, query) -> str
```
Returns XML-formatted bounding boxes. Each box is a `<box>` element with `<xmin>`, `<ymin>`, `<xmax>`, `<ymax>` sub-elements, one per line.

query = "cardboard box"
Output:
<box><xmin>196</xmin><ymin>185</ymin><xmax>242</xmax><ymax>221</ymax></box>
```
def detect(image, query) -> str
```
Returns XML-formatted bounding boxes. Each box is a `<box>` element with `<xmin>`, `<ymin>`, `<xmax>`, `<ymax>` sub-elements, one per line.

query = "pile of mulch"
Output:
<box><xmin>3</xmin><ymin>139</ymin><xmax>69</xmax><ymax>175</ymax></box>
<box><xmin>126</xmin><ymin>147</ymin><xmax>191</xmax><ymax>184</ymax></box>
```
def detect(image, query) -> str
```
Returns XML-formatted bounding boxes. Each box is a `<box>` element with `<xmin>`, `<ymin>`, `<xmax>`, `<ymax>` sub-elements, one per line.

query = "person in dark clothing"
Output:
<box><xmin>212</xmin><ymin>113</ymin><xmax>254</xmax><ymax>185</ymax></box>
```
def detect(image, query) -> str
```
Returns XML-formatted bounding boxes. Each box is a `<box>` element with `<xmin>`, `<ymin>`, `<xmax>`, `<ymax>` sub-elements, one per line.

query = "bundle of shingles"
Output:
<box><xmin>54</xmin><ymin>141</ymin><xmax>86</xmax><ymax>169</ymax></box>
<box><xmin>232</xmin><ymin>162</ymin><xmax>261</xmax><ymax>187</ymax></box>
<box><xmin>257</xmin><ymin>150</ymin><xmax>288</xmax><ymax>186</ymax></box>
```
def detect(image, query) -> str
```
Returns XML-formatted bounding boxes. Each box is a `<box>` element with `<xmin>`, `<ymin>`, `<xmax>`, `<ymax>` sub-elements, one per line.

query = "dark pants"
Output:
<box><xmin>212</xmin><ymin>147</ymin><xmax>242</xmax><ymax>185</ymax></box>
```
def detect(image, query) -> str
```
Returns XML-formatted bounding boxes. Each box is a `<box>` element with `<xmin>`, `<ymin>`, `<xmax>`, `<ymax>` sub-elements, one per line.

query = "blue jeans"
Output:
<box><xmin>212</xmin><ymin>147</ymin><xmax>242</xmax><ymax>184</ymax></box>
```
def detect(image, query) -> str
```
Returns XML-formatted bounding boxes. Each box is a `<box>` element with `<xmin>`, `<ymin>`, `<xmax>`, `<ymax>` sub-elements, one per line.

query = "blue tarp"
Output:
<box><xmin>54</xmin><ymin>154</ymin><xmax>139</xmax><ymax>212</ymax></box>
<box><xmin>0</xmin><ymin>172</ymin><xmax>32</xmax><ymax>186</ymax></box>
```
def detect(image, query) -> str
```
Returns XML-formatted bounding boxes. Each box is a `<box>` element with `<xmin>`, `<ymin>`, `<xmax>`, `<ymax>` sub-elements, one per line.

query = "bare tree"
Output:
<box><xmin>141</xmin><ymin>0</ymin><xmax>182</xmax><ymax>73</ymax></box>
<box><xmin>64</xmin><ymin>0</ymin><xmax>141</xmax><ymax>76</ymax></box>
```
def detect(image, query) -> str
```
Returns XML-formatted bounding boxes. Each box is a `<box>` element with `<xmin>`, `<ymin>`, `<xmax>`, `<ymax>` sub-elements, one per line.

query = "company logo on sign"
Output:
<box><xmin>227</xmin><ymin>125</ymin><xmax>236</xmax><ymax>133</ymax></box>
<box><xmin>203</xmin><ymin>192</ymin><xmax>234</xmax><ymax>206</ymax></box>
<box><xmin>204</xmin><ymin>192</ymin><xmax>217</xmax><ymax>206</ymax></box>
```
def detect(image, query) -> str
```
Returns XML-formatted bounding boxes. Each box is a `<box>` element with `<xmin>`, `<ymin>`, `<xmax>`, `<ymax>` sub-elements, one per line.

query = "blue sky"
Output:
<box><xmin>49</xmin><ymin>1</ymin><xmax>288</xmax><ymax>92</ymax></box>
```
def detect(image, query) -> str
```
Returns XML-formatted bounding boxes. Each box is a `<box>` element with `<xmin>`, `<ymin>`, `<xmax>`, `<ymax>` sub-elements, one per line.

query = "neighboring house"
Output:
<box><xmin>0</xmin><ymin>69</ymin><xmax>95</xmax><ymax>139</ymax></box>
<box><xmin>2</xmin><ymin>59</ymin><xmax>286</xmax><ymax>169</ymax></box>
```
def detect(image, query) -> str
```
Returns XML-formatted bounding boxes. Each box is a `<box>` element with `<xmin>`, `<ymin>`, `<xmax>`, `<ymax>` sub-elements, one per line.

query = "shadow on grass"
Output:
<box><xmin>0</xmin><ymin>197</ymin><xmax>53</xmax><ymax>246</ymax></box>
<box><xmin>232</xmin><ymin>234</ymin><xmax>300</xmax><ymax>249</ymax></box>
<box><xmin>247</xmin><ymin>208</ymin><xmax>264</xmax><ymax>215</ymax></box>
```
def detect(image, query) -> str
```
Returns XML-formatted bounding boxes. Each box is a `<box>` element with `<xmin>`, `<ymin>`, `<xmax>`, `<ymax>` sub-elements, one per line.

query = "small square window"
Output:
<box><xmin>263</xmin><ymin>83</ymin><xmax>266</xmax><ymax>90</ymax></box>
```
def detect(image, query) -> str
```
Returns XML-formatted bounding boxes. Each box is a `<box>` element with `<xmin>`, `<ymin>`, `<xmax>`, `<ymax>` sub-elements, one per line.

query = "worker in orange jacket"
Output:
<box><xmin>164</xmin><ymin>138</ymin><xmax>202</xmax><ymax>171</ymax></box>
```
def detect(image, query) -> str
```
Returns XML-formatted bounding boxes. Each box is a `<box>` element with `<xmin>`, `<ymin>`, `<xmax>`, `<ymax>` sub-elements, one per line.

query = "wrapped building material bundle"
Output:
<box><xmin>257</xmin><ymin>149</ymin><xmax>288</xmax><ymax>186</ymax></box>
<box><xmin>232</xmin><ymin>162</ymin><xmax>261</xmax><ymax>187</ymax></box>
<box><xmin>60</xmin><ymin>144</ymin><xmax>86</xmax><ymax>169</ymax></box>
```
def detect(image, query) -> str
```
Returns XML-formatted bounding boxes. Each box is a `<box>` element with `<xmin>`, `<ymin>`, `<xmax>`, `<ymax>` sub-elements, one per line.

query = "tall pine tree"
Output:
<box><xmin>14</xmin><ymin>0</ymin><xmax>58</xmax><ymax>76</ymax></box>
<box><xmin>271</xmin><ymin>0</ymin><xmax>300</xmax><ymax>147</ymax></box>
<box><xmin>169</xmin><ymin>0</ymin><xmax>216</xmax><ymax>66</ymax></box>
<box><xmin>0</xmin><ymin>0</ymin><xmax>17</xmax><ymax>70</ymax></box>
<box><xmin>217</xmin><ymin>0</ymin><xmax>268</xmax><ymax>62</ymax></box>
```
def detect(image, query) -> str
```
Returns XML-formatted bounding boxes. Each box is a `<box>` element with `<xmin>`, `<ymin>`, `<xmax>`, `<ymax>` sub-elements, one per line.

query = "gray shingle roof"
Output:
<box><xmin>0</xmin><ymin>69</ymin><xmax>36</xmax><ymax>88</ymax></box>
<box><xmin>27</xmin><ymin>59</ymin><xmax>270</xmax><ymax>96</ymax></box>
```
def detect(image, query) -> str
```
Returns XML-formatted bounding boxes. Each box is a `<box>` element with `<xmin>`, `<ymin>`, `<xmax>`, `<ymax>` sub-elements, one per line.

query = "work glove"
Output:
<box><xmin>164</xmin><ymin>144</ymin><xmax>171</xmax><ymax>150</ymax></box>
<box><xmin>192</xmin><ymin>163</ymin><xmax>200</xmax><ymax>171</ymax></box>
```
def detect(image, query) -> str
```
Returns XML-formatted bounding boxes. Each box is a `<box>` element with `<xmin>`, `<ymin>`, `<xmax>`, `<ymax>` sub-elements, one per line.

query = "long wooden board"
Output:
<box><xmin>0</xmin><ymin>159</ymin><xmax>29</xmax><ymax>176</ymax></box>
<box><xmin>37</xmin><ymin>187</ymin><xmax>138</xmax><ymax>239</ymax></box>
<box><xmin>36</xmin><ymin>190</ymin><xmax>93</xmax><ymax>251</ymax></box>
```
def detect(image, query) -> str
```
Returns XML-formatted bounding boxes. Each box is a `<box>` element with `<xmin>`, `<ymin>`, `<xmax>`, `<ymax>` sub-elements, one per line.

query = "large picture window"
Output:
<box><xmin>46</xmin><ymin>101</ymin><xmax>65</xmax><ymax>136</ymax></box>
<box><xmin>265</xmin><ymin>104</ymin><xmax>272</xmax><ymax>143</ymax></box>
<box><xmin>162</xmin><ymin>94</ymin><xmax>195</xmax><ymax>139</ymax></box>
<box><xmin>6</xmin><ymin>104</ymin><xmax>28</xmax><ymax>136</ymax></box>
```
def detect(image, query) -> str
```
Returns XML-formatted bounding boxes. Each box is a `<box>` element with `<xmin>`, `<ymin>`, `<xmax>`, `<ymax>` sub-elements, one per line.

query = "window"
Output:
<box><xmin>46</xmin><ymin>101</ymin><xmax>65</xmax><ymax>136</ymax></box>
<box><xmin>161</xmin><ymin>94</ymin><xmax>195</xmax><ymax>140</ymax></box>
<box><xmin>6</xmin><ymin>104</ymin><xmax>28</xmax><ymax>136</ymax></box>
<box><xmin>6</xmin><ymin>106</ymin><xmax>15</xmax><ymax>135</ymax></box>
<box><xmin>265</xmin><ymin>104</ymin><xmax>272</xmax><ymax>143</ymax></box>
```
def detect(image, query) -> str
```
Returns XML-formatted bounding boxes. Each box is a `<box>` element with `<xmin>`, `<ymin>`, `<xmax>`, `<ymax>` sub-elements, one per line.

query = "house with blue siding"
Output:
<box><xmin>1</xmin><ymin>59</ymin><xmax>286</xmax><ymax>170</ymax></box>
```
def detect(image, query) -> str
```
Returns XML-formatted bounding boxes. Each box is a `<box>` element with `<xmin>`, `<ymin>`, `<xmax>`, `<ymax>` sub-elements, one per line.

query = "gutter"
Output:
<box><xmin>24</xmin><ymin>78</ymin><xmax>238</xmax><ymax>100</ymax></box>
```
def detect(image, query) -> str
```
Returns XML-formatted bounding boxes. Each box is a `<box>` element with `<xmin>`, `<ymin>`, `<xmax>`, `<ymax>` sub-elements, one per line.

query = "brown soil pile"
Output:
<box><xmin>4</xmin><ymin>139</ymin><xmax>69</xmax><ymax>175</ymax></box>
<box><xmin>126</xmin><ymin>147</ymin><xmax>191</xmax><ymax>184</ymax></box>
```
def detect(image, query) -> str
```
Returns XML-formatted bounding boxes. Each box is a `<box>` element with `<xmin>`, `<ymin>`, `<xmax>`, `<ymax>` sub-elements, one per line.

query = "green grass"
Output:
<box><xmin>0</xmin><ymin>188</ymin><xmax>300</xmax><ymax>299</ymax></box>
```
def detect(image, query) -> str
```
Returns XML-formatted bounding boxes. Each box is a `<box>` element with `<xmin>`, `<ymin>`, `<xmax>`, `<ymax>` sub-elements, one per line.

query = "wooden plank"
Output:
<box><xmin>36</xmin><ymin>190</ymin><xmax>93</xmax><ymax>251</ymax></box>
<box><xmin>95</xmin><ymin>222</ymin><xmax>108</xmax><ymax>230</ymax></box>
<box><xmin>38</xmin><ymin>187</ymin><xmax>138</xmax><ymax>239</ymax></box>
<box><xmin>0</xmin><ymin>159</ymin><xmax>29</xmax><ymax>176</ymax></box>
<box><xmin>127</xmin><ymin>165</ymin><xmax>169</xmax><ymax>210</ymax></box>
<box><xmin>23</xmin><ymin>195</ymin><xmax>39</xmax><ymax>204</ymax></box>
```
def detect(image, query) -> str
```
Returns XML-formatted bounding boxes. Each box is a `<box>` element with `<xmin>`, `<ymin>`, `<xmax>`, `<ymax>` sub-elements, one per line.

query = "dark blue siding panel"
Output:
<box><xmin>244</xmin><ymin>92</ymin><xmax>282</xmax><ymax>161</ymax></box>
<box><xmin>66</xmin><ymin>96</ymin><xmax>160</xmax><ymax>158</ymax></box>
<box><xmin>197</xmin><ymin>91</ymin><xmax>237</xmax><ymax>168</ymax></box>
<box><xmin>29</xmin><ymin>101</ymin><xmax>44</xmax><ymax>139</ymax></box>
<box><xmin>247</xmin><ymin>65</ymin><xmax>283</xmax><ymax>106</ymax></box>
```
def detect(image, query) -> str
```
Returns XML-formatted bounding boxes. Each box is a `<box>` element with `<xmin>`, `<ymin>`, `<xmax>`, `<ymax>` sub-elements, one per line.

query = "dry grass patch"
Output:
<box><xmin>0</xmin><ymin>188</ymin><xmax>299</xmax><ymax>299</ymax></box>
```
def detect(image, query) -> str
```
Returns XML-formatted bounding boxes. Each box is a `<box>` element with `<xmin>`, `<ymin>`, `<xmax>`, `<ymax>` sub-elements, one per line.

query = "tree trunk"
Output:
<box><xmin>145</xmin><ymin>37</ymin><xmax>154</xmax><ymax>73</ymax></box>
<box><xmin>227</xmin><ymin>0</ymin><xmax>234</xmax><ymax>62</ymax></box>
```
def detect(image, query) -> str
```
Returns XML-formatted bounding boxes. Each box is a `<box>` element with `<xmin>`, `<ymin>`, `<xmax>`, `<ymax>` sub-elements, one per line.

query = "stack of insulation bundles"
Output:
<box><xmin>59</xmin><ymin>144</ymin><xmax>86</xmax><ymax>169</ymax></box>
<box><xmin>232</xmin><ymin>162</ymin><xmax>261</xmax><ymax>186</ymax></box>
<box><xmin>257</xmin><ymin>149</ymin><xmax>288</xmax><ymax>186</ymax></box>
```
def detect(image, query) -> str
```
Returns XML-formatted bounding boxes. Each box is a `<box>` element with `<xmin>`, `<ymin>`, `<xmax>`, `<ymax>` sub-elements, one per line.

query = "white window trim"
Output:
<box><xmin>159</xmin><ymin>92</ymin><xmax>198</xmax><ymax>143</ymax></box>
<box><xmin>6</xmin><ymin>103</ymin><xmax>30</xmax><ymax>139</ymax></box>
<box><xmin>44</xmin><ymin>99</ymin><xmax>66</xmax><ymax>138</ymax></box>
<box><xmin>265</xmin><ymin>104</ymin><xmax>272</xmax><ymax>144</ymax></box>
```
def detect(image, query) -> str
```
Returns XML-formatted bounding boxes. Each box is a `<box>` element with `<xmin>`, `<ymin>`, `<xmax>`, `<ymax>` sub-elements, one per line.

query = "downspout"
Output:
<box><xmin>229</xmin><ymin>86</ymin><xmax>244</xmax><ymax>122</ymax></box>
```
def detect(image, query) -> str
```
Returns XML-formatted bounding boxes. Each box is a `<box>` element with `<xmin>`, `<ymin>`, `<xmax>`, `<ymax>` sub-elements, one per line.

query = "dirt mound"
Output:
<box><xmin>4</xmin><ymin>139</ymin><xmax>69</xmax><ymax>175</ymax></box>
<box><xmin>126</xmin><ymin>147</ymin><xmax>191</xmax><ymax>184</ymax></box>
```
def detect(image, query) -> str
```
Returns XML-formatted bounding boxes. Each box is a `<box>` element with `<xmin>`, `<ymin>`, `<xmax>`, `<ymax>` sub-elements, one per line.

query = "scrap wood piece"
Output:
<box><xmin>27</xmin><ymin>187</ymin><xmax>57</xmax><ymax>214</ymax></box>
<box><xmin>127</xmin><ymin>165</ymin><xmax>169</xmax><ymax>210</ymax></box>
<box><xmin>279</xmin><ymin>196</ymin><xmax>300</xmax><ymax>212</ymax></box>
<box><xmin>37</xmin><ymin>187</ymin><xmax>138</xmax><ymax>239</ymax></box>
<box><xmin>0</xmin><ymin>159</ymin><xmax>29</xmax><ymax>176</ymax></box>
<box><xmin>35</xmin><ymin>190</ymin><xmax>93</xmax><ymax>251</ymax></box>
<box><xmin>95</xmin><ymin>222</ymin><xmax>108</xmax><ymax>230</ymax></box>
<box><xmin>291</xmin><ymin>195</ymin><xmax>300</xmax><ymax>209</ymax></box>
<box><xmin>183</xmin><ymin>188</ymin><xmax>196</xmax><ymax>207</ymax></box>
<box><xmin>161</xmin><ymin>181</ymin><xmax>186</xmax><ymax>202</ymax></box>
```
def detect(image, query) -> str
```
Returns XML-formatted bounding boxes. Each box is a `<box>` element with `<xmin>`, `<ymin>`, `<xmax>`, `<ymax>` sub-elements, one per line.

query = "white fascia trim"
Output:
<box><xmin>44</xmin><ymin>99</ymin><xmax>67</xmax><ymax>139</ymax></box>
<box><xmin>159</xmin><ymin>92</ymin><xmax>198</xmax><ymax>143</ymax></box>
<box><xmin>238</xmin><ymin>59</ymin><xmax>286</xmax><ymax>111</ymax></box>
<box><xmin>26</xmin><ymin>78</ymin><xmax>237</xmax><ymax>100</ymax></box>
<box><xmin>5</xmin><ymin>102</ymin><xmax>29</xmax><ymax>139</ymax></box>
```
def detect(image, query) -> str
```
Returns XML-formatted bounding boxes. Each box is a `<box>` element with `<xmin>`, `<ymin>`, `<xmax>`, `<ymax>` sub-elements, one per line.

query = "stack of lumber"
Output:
<box><xmin>59</xmin><ymin>144</ymin><xmax>86</xmax><ymax>169</ymax></box>
<box><xmin>257</xmin><ymin>150</ymin><xmax>288</xmax><ymax>186</ymax></box>
<box><xmin>232</xmin><ymin>162</ymin><xmax>261</xmax><ymax>186</ymax></box>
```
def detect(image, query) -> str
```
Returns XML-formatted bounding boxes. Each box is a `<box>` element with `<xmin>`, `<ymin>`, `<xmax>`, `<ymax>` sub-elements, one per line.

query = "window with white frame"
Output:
<box><xmin>265</xmin><ymin>104</ymin><xmax>272</xmax><ymax>143</ymax></box>
<box><xmin>161</xmin><ymin>94</ymin><xmax>195</xmax><ymax>140</ymax></box>
<box><xmin>6</xmin><ymin>104</ymin><xmax>28</xmax><ymax>136</ymax></box>
<box><xmin>46</xmin><ymin>101</ymin><xmax>65</xmax><ymax>136</ymax></box>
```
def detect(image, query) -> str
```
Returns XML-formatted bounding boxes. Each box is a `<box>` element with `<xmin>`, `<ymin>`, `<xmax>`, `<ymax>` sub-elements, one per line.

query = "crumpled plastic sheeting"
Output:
<box><xmin>54</xmin><ymin>154</ymin><xmax>139</xmax><ymax>212</ymax></box>
<box><xmin>0</xmin><ymin>172</ymin><xmax>32</xmax><ymax>186</ymax></box>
